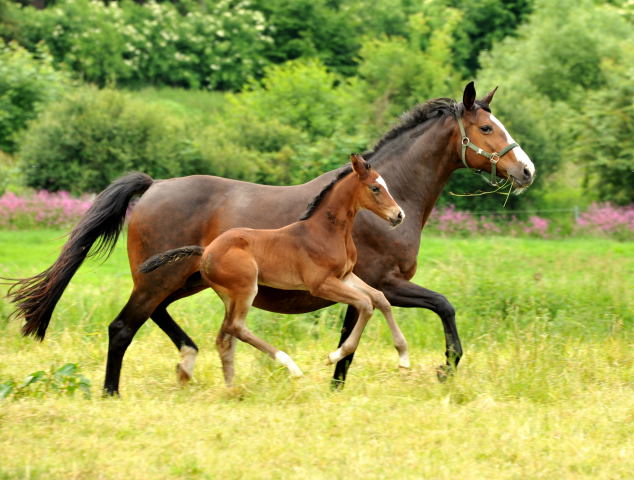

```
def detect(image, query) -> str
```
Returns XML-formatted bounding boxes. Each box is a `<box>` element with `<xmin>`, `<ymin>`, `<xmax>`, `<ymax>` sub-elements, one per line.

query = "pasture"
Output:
<box><xmin>1</xmin><ymin>230</ymin><xmax>632</xmax><ymax>479</ymax></box>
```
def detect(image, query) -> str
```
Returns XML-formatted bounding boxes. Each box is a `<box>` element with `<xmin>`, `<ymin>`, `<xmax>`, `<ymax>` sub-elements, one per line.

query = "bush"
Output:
<box><xmin>199</xmin><ymin>59</ymin><xmax>370</xmax><ymax>185</ymax></box>
<box><xmin>10</xmin><ymin>0</ymin><xmax>271</xmax><ymax>90</ymax></box>
<box><xmin>0</xmin><ymin>41</ymin><xmax>69</xmax><ymax>153</ymax></box>
<box><xmin>19</xmin><ymin>87</ymin><xmax>209</xmax><ymax>193</ymax></box>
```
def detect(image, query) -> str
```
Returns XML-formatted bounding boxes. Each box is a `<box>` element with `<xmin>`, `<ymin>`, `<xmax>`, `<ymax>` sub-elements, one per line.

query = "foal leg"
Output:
<box><xmin>332</xmin><ymin>306</ymin><xmax>359</xmax><ymax>388</ymax></box>
<box><xmin>217</xmin><ymin>291</ymin><xmax>303</xmax><ymax>385</ymax></box>
<box><xmin>346</xmin><ymin>274</ymin><xmax>409</xmax><ymax>369</ymax></box>
<box><xmin>215</xmin><ymin>329</ymin><xmax>237</xmax><ymax>386</ymax></box>
<box><xmin>309</xmin><ymin>277</ymin><xmax>375</xmax><ymax>365</ymax></box>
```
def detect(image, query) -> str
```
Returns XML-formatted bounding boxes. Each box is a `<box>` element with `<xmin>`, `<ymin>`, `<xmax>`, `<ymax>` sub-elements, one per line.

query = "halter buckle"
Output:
<box><xmin>490</xmin><ymin>152</ymin><xmax>500</xmax><ymax>165</ymax></box>
<box><xmin>461</xmin><ymin>137</ymin><xmax>470</xmax><ymax>146</ymax></box>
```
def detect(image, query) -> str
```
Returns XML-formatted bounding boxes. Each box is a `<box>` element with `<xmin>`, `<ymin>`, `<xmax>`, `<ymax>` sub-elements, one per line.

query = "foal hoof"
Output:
<box><xmin>176</xmin><ymin>363</ymin><xmax>192</xmax><ymax>386</ymax></box>
<box><xmin>436</xmin><ymin>364</ymin><xmax>455</xmax><ymax>383</ymax></box>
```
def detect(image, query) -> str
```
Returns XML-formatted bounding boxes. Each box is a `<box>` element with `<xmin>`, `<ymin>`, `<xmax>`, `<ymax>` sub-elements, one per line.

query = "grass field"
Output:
<box><xmin>1</xmin><ymin>230</ymin><xmax>632</xmax><ymax>479</ymax></box>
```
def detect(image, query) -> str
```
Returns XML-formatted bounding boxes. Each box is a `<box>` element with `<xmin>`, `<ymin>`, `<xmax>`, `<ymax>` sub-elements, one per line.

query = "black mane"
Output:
<box><xmin>299</xmin><ymin>96</ymin><xmax>488</xmax><ymax>221</ymax></box>
<box><xmin>299</xmin><ymin>165</ymin><xmax>353</xmax><ymax>221</ymax></box>
<box><xmin>363</xmin><ymin>97</ymin><xmax>460</xmax><ymax>161</ymax></box>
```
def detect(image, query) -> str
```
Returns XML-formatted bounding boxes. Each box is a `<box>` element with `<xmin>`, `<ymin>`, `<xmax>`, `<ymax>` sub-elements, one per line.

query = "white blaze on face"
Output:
<box><xmin>490</xmin><ymin>114</ymin><xmax>535</xmax><ymax>177</ymax></box>
<box><xmin>376</xmin><ymin>175</ymin><xmax>390</xmax><ymax>193</ymax></box>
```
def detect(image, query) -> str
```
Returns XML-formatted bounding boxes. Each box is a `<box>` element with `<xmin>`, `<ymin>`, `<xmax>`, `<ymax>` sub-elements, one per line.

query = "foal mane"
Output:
<box><xmin>299</xmin><ymin>165</ymin><xmax>353</xmax><ymax>221</ymax></box>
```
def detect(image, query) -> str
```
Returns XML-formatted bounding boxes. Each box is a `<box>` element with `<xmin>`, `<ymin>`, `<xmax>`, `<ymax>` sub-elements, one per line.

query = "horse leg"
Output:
<box><xmin>104</xmin><ymin>291</ymin><xmax>161</xmax><ymax>396</ymax></box>
<box><xmin>382</xmin><ymin>279</ymin><xmax>462</xmax><ymax>380</ymax></box>
<box><xmin>151</xmin><ymin>301</ymin><xmax>199</xmax><ymax>385</ymax></box>
<box><xmin>346</xmin><ymin>274</ymin><xmax>410</xmax><ymax>369</ymax></box>
<box><xmin>331</xmin><ymin>306</ymin><xmax>359</xmax><ymax>388</ymax></box>
<box><xmin>310</xmin><ymin>277</ymin><xmax>375</xmax><ymax>365</ymax></box>
<box><xmin>215</xmin><ymin>329</ymin><xmax>237</xmax><ymax>386</ymax></box>
<box><xmin>216</xmin><ymin>284</ymin><xmax>303</xmax><ymax>384</ymax></box>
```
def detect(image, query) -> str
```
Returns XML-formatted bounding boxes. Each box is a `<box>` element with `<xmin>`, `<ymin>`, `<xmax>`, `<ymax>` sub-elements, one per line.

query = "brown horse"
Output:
<box><xmin>139</xmin><ymin>154</ymin><xmax>408</xmax><ymax>385</ymax></box>
<box><xmin>5</xmin><ymin>82</ymin><xmax>535</xmax><ymax>395</ymax></box>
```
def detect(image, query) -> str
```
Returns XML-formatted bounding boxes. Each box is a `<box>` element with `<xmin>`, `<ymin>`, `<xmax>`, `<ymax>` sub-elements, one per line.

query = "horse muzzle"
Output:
<box><xmin>389</xmin><ymin>209</ymin><xmax>405</xmax><ymax>227</ymax></box>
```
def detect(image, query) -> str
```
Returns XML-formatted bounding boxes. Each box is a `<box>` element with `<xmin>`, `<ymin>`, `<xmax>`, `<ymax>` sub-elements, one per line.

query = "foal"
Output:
<box><xmin>140</xmin><ymin>154</ymin><xmax>409</xmax><ymax>385</ymax></box>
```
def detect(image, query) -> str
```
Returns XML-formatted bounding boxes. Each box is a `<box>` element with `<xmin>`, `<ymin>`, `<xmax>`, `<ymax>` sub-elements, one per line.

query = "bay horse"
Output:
<box><xmin>4</xmin><ymin>82</ymin><xmax>535</xmax><ymax>395</ymax></box>
<box><xmin>138</xmin><ymin>154</ymin><xmax>408</xmax><ymax>385</ymax></box>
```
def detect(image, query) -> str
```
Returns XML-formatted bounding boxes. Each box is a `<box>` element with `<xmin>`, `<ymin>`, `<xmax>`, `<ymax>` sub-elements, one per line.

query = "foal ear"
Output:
<box><xmin>481</xmin><ymin>86</ymin><xmax>498</xmax><ymax>106</ymax></box>
<box><xmin>463</xmin><ymin>81</ymin><xmax>476</xmax><ymax>111</ymax></box>
<box><xmin>350</xmin><ymin>153</ymin><xmax>370</xmax><ymax>179</ymax></box>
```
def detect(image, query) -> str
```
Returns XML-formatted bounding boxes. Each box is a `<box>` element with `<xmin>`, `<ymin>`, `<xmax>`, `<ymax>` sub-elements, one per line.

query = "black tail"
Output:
<box><xmin>139</xmin><ymin>246</ymin><xmax>204</xmax><ymax>274</ymax></box>
<box><xmin>2</xmin><ymin>172</ymin><xmax>154</xmax><ymax>340</ymax></box>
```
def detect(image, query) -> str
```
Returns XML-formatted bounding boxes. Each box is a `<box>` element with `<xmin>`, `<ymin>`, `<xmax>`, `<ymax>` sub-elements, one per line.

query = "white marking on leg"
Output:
<box><xmin>328</xmin><ymin>347</ymin><xmax>343</xmax><ymax>364</ymax></box>
<box><xmin>490</xmin><ymin>114</ymin><xmax>535</xmax><ymax>176</ymax></box>
<box><xmin>275</xmin><ymin>351</ymin><xmax>303</xmax><ymax>377</ymax></box>
<box><xmin>399</xmin><ymin>350</ymin><xmax>411</xmax><ymax>369</ymax></box>
<box><xmin>177</xmin><ymin>345</ymin><xmax>197</xmax><ymax>384</ymax></box>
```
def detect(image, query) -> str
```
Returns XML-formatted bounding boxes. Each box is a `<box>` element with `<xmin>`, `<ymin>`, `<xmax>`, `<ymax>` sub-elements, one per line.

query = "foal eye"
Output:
<box><xmin>480</xmin><ymin>125</ymin><xmax>493</xmax><ymax>134</ymax></box>
<box><xmin>370</xmin><ymin>185</ymin><xmax>380</xmax><ymax>193</ymax></box>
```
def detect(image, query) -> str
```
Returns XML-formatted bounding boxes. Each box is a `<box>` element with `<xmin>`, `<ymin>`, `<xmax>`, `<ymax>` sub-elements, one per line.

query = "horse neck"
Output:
<box><xmin>304</xmin><ymin>173</ymin><xmax>360</xmax><ymax>238</ymax></box>
<box><xmin>372</xmin><ymin>117</ymin><xmax>458</xmax><ymax>229</ymax></box>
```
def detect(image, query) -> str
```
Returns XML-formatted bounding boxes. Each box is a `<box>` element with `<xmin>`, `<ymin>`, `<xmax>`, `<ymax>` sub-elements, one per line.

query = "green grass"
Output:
<box><xmin>1</xmin><ymin>231</ymin><xmax>632</xmax><ymax>479</ymax></box>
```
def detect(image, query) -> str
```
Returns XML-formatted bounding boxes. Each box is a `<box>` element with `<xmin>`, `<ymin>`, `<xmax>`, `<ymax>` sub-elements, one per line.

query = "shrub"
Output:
<box><xmin>10</xmin><ymin>0</ymin><xmax>271</xmax><ymax>90</ymax></box>
<box><xmin>0</xmin><ymin>41</ymin><xmax>69</xmax><ymax>153</ymax></box>
<box><xmin>19</xmin><ymin>87</ymin><xmax>209</xmax><ymax>193</ymax></box>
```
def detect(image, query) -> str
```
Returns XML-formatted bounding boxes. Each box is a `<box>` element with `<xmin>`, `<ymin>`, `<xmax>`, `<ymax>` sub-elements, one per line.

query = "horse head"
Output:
<box><xmin>457</xmin><ymin>81</ymin><xmax>535</xmax><ymax>193</ymax></box>
<box><xmin>351</xmin><ymin>154</ymin><xmax>404</xmax><ymax>227</ymax></box>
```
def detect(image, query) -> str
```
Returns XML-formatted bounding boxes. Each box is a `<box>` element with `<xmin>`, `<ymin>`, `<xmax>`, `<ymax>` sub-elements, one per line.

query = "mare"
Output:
<box><xmin>5</xmin><ymin>82</ymin><xmax>535</xmax><ymax>395</ymax></box>
<box><xmin>138</xmin><ymin>154</ymin><xmax>408</xmax><ymax>385</ymax></box>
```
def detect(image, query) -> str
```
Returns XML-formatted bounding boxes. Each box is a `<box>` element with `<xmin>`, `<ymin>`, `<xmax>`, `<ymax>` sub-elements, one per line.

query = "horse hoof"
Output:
<box><xmin>436</xmin><ymin>364</ymin><xmax>455</xmax><ymax>383</ymax></box>
<box><xmin>176</xmin><ymin>363</ymin><xmax>192</xmax><ymax>385</ymax></box>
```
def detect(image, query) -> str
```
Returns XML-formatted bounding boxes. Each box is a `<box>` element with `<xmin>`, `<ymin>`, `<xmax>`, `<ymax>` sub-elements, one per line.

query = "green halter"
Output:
<box><xmin>456</xmin><ymin>114</ymin><xmax>519</xmax><ymax>186</ymax></box>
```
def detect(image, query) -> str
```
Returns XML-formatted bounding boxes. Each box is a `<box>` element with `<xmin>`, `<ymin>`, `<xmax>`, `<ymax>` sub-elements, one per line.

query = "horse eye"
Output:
<box><xmin>370</xmin><ymin>185</ymin><xmax>380</xmax><ymax>193</ymax></box>
<box><xmin>480</xmin><ymin>125</ymin><xmax>493</xmax><ymax>134</ymax></box>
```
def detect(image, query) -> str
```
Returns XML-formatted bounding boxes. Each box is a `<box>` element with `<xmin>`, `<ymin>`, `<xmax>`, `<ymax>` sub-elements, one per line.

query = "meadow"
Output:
<box><xmin>0</xmin><ymin>230</ymin><xmax>632</xmax><ymax>479</ymax></box>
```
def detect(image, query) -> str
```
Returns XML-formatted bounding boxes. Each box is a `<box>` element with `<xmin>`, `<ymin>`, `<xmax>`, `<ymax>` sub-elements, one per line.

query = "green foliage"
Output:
<box><xmin>476</xmin><ymin>0</ymin><xmax>634</xmax><ymax>208</ymax></box>
<box><xmin>0</xmin><ymin>41</ymin><xmax>69</xmax><ymax>153</ymax></box>
<box><xmin>19</xmin><ymin>87</ymin><xmax>210</xmax><ymax>193</ymax></box>
<box><xmin>9</xmin><ymin>0</ymin><xmax>271</xmax><ymax>90</ymax></box>
<box><xmin>0</xmin><ymin>363</ymin><xmax>90</xmax><ymax>400</ymax></box>
<box><xmin>448</xmin><ymin>0</ymin><xmax>534</xmax><ymax>75</ymax></box>
<box><xmin>251</xmin><ymin>0</ymin><xmax>361</xmax><ymax>76</ymax></box>
<box><xmin>200</xmin><ymin>60</ymin><xmax>369</xmax><ymax>184</ymax></box>
<box><xmin>575</xmin><ymin>48</ymin><xmax>634</xmax><ymax>204</ymax></box>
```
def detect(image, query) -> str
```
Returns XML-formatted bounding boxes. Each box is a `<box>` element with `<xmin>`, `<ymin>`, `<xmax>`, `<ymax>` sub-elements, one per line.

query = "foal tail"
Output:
<box><xmin>2</xmin><ymin>172</ymin><xmax>154</xmax><ymax>340</ymax></box>
<box><xmin>139</xmin><ymin>246</ymin><xmax>204</xmax><ymax>274</ymax></box>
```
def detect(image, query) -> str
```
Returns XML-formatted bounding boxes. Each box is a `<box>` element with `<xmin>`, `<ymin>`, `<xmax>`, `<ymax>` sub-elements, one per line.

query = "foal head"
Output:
<box><xmin>457</xmin><ymin>82</ymin><xmax>535</xmax><ymax>192</ymax></box>
<box><xmin>350</xmin><ymin>154</ymin><xmax>404</xmax><ymax>227</ymax></box>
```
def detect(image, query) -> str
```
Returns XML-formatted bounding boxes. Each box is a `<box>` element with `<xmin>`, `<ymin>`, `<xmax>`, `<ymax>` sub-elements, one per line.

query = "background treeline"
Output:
<box><xmin>0</xmin><ymin>0</ymin><xmax>632</xmax><ymax>212</ymax></box>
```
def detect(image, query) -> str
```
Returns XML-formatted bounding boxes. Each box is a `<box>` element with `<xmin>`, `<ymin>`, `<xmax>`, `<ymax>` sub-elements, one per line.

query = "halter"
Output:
<box><xmin>456</xmin><ymin>114</ymin><xmax>519</xmax><ymax>186</ymax></box>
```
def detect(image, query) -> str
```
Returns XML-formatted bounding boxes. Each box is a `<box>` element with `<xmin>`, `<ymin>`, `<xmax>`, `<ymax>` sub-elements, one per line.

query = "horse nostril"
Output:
<box><xmin>397</xmin><ymin>211</ymin><xmax>403</xmax><ymax>221</ymax></box>
<box><xmin>523</xmin><ymin>167</ymin><xmax>532</xmax><ymax>180</ymax></box>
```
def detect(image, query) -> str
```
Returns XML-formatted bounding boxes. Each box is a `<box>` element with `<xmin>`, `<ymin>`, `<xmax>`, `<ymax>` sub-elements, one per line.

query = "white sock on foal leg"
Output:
<box><xmin>274</xmin><ymin>351</ymin><xmax>303</xmax><ymax>377</ymax></box>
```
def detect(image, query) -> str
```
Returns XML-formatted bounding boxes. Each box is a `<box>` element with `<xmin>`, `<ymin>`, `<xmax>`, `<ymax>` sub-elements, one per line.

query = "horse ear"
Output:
<box><xmin>463</xmin><ymin>81</ymin><xmax>476</xmax><ymax>111</ymax></box>
<box><xmin>481</xmin><ymin>86</ymin><xmax>498</xmax><ymax>106</ymax></box>
<box><xmin>350</xmin><ymin>154</ymin><xmax>370</xmax><ymax>179</ymax></box>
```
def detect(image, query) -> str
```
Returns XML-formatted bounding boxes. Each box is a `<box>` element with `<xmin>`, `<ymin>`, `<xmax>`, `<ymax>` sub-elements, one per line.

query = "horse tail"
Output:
<box><xmin>3</xmin><ymin>172</ymin><xmax>154</xmax><ymax>341</ymax></box>
<box><xmin>139</xmin><ymin>246</ymin><xmax>204</xmax><ymax>274</ymax></box>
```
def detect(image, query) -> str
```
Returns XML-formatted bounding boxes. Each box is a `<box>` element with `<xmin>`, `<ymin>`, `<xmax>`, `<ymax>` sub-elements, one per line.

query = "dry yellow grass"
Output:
<box><xmin>1</xmin><ymin>233</ymin><xmax>632</xmax><ymax>479</ymax></box>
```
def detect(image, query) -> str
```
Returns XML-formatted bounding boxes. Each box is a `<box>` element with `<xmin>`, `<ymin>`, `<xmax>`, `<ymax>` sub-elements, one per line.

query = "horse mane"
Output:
<box><xmin>299</xmin><ymin>165</ymin><xmax>353</xmax><ymax>221</ymax></box>
<box><xmin>299</xmin><ymin>95</ymin><xmax>490</xmax><ymax>221</ymax></box>
<box><xmin>362</xmin><ymin>96</ymin><xmax>490</xmax><ymax>161</ymax></box>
